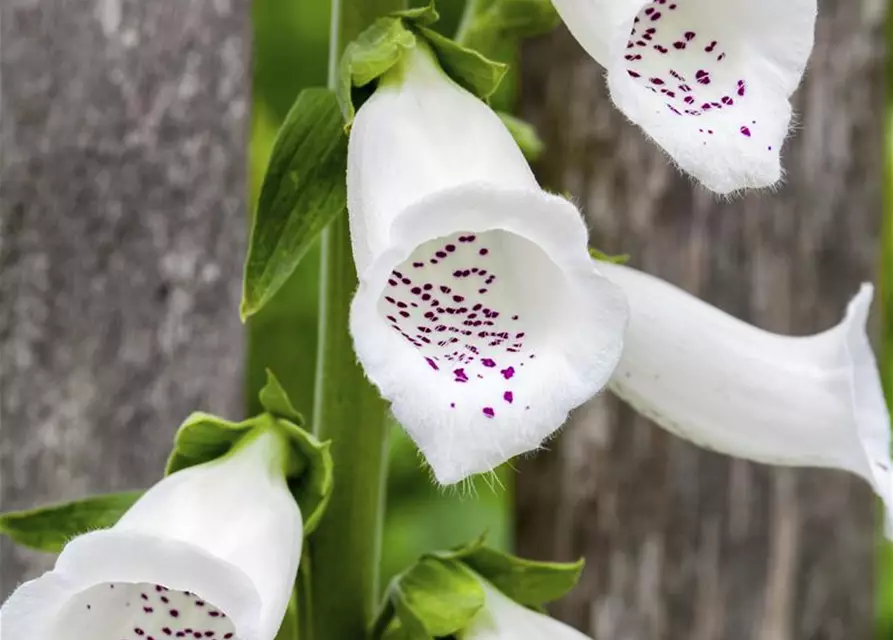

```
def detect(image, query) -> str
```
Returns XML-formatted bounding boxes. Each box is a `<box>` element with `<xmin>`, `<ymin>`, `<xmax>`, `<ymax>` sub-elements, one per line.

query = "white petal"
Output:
<box><xmin>599</xmin><ymin>263</ymin><xmax>893</xmax><ymax>536</ymax></box>
<box><xmin>551</xmin><ymin>0</ymin><xmax>817</xmax><ymax>193</ymax></box>
<box><xmin>348</xmin><ymin>45</ymin><xmax>628</xmax><ymax>485</ymax></box>
<box><xmin>1</xmin><ymin>530</ymin><xmax>260</xmax><ymax>640</ymax></box>
<box><xmin>347</xmin><ymin>42</ymin><xmax>538</xmax><ymax>276</ymax></box>
<box><xmin>461</xmin><ymin>577</ymin><xmax>590</xmax><ymax>639</ymax></box>
<box><xmin>1</xmin><ymin>430</ymin><xmax>303</xmax><ymax>640</ymax></box>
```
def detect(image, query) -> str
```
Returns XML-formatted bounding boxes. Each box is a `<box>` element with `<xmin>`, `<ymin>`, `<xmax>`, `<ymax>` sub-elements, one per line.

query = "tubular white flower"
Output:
<box><xmin>599</xmin><ymin>262</ymin><xmax>893</xmax><ymax>535</ymax></box>
<box><xmin>459</xmin><ymin>577</ymin><xmax>590</xmax><ymax>639</ymax></box>
<box><xmin>1</xmin><ymin>429</ymin><xmax>303</xmax><ymax>640</ymax></box>
<box><xmin>347</xmin><ymin>43</ymin><xmax>628</xmax><ymax>485</ymax></box>
<box><xmin>550</xmin><ymin>0</ymin><xmax>817</xmax><ymax>194</ymax></box>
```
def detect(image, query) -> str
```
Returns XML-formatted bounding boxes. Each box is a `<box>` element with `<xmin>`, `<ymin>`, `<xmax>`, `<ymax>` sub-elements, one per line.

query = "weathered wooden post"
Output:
<box><xmin>517</xmin><ymin>2</ymin><xmax>887</xmax><ymax>637</ymax></box>
<box><xmin>0</xmin><ymin>0</ymin><xmax>251</xmax><ymax>597</ymax></box>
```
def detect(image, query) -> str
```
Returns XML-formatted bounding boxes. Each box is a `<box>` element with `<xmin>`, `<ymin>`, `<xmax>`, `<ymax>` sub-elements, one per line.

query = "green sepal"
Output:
<box><xmin>434</xmin><ymin>532</ymin><xmax>585</xmax><ymax>607</ymax></box>
<box><xmin>459</xmin><ymin>546</ymin><xmax>584</xmax><ymax>607</ymax></box>
<box><xmin>589</xmin><ymin>247</ymin><xmax>631</xmax><ymax>265</ymax></box>
<box><xmin>372</xmin><ymin>556</ymin><xmax>485</xmax><ymax>639</ymax></box>
<box><xmin>497</xmin><ymin>111</ymin><xmax>545</xmax><ymax>161</ymax></box>
<box><xmin>258</xmin><ymin>368</ymin><xmax>304</xmax><ymax>424</ymax></box>
<box><xmin>338</xmin><ymin>7</ymin><xmax>507</xmax><ymax>126</ymax></box>
<box><xmin>458</xmin><ymin>0</ymin><xmax>561</xmax><ymax>59</ymax></box>
<box><xmin>416</xmin><ymin>26</ymin><xmax>507</xmax><ymax>102</ymax></box>
<box><xmin>392</xmin><ymin>2</ymin><xmax>439</xmax><ymax>25</ymax></box>
<box><xmin>338</xmin><ymin>17</ymin><xmax>416</xmax><ymax>124</ymax></box>
<box><xmin>0</xmin><ymin>491</ymin><xmax>143</xmax><ymax>553</ymax></box>
<box><xmin>165</xmin><ymin>374</ymin><xmax>334</xmax><ymax>534</ymax></box>
<box><xmin>240</xmin><ymin>87</ymin><xmax>347</xmax><ymax>319</ymax></box>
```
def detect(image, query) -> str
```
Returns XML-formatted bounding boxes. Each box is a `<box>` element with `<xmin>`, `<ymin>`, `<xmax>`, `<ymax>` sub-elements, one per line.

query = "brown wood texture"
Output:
<box><xmin>0</xmin><ymin>0</ymin><xmax>250</xmax><ymax>598</ymax></box>
<box><xmin>516</xmin><ymin>2</ymin><xmax>888</xmax><ymax>639</ymax></box>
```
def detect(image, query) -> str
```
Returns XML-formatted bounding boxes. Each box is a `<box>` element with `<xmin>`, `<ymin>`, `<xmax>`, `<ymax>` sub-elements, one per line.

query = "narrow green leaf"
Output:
<box><xmin>417</xmin><ymin>26</ymin><xmax>508</xmax><ymax>101</ymax></box>
<box><xmin>589</xmin><ymin>247</ymin><xmax>631</xmax><ymax>265</ymax></box>
<box><xmin>259</xmin><ymin>368</ymin><xmax>304</xmax><ymax>424</ymax></box>
<box><xmin>389</xmin><ymin>556</ymin><xmax>485</xmax><ymax>638</ymax></box>
<box><xmin>241</xmin><ymin>88</ymin><xmax>347</xmax><ymax>319</ymax></box>
<box><xmin>497</xmin><ymin>111</ymin><xmax>545</xmax><ymax>161</ymax></box>
<box><xmin>0</xmin><ymin>491</ymin><xmax>143</xmax><ymax>552</ymax></box>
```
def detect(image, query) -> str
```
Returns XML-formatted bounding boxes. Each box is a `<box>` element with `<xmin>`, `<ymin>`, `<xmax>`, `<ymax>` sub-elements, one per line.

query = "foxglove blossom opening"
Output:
<box><xmin>599</xmin><ymin>262</ymin><xmax>893</xmax><ymax>535</ymax></box>
<box><xmin>1</xmin><ymin>429</ymin><xmax>303</xmax><ymax>640</ymax></box>
<box><xmin>348</xmin><ymin>43</ymin><xmax>628</xmax><ymax>485</ymax></box>
<box><xmin>459</xmin><ymin>576</ymin><xmax>590</xmax><ymax>639</ymax></box>
<box><xmin>550</xmin><ymin>0</ymin><xmax>817</xmax><ymax>193</ymax></box>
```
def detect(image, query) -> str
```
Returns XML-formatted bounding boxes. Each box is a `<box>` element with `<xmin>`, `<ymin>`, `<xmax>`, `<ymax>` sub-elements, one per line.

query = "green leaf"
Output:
<box><xmin>0</xmin><ymin>491</ymin><xmax>143</xmax><ymax>552</ymax></box>
<box><xmin>497</xmin><ymin>111</ymin><xmax>545</xmax><ymax>161</ymax></box>
<box><xmin>457</xmin><ymin>0</ymin><xmax>561</xmax><ymax>60</ymax></box>
<box><xmin>382</xmin><ymin>556</ymin><xmax>486</xmax><ymax>639</ymax></box>
<box><xmin>589</xmin><ymin>247</ymin><xmax>631</xmax><ymax>265</ymax></box>
<box><xmin>338</xmin><ymin>17</ymin><xmax>417</xmax><ymax>124</ymax></box>
<box><xmin>241</xmin><ymin>87</ymin><xmax>347</xmax><ymax>319</ymax></box>
<box><xmin>259</xmin><ymin>368</ymin><xmax>304</xmax><ymax>424</ymax></box>
<box><xmin>165</xmin><ymin>405</ymin><xmax>333</xmax><ymax>535</ymax></box>
<box><xmin>417</xmin><ymin>26</ymin><xmax>507</xmax><ymax>101</ymax></box>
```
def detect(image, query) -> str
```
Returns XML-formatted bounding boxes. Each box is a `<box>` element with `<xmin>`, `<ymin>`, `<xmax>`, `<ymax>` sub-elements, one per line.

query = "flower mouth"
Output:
<box><xmin>622</xmin><ymin>1</ymin><xmax>760</xmax><ymax>140</ymax></box>
<box><xmin>378</xmin><ymin>228</ymin><xmax>568</xmax><ymax>420</ymax></box>
<box><xmin>350</xmin><ymin>185</ymin><xmax>628</xmax><ymax>484</ymax></box>
<box><xmin>51</xmin><ymin>582</ymin><xmax>238</xmax><ymax>640</ymax></box>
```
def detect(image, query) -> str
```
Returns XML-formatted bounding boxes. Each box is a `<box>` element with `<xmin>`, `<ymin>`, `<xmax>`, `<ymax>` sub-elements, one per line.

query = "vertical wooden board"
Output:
<box><xmin>516</xmin><ymin>1</ymin><xmax>887</xmax><ymax>638</ymax></box>
<box><xmin>0</xmin><ymin>0</ymin><xmax>250</xmax><ymax>596</ymax></box>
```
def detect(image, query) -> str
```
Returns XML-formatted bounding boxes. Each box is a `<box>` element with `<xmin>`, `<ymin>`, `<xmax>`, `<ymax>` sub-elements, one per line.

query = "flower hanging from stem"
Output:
<box><xmin>1</xmin><ymin>428</ymin><xmax>303</xmax><ymax>640</ymax></box>
<box><xmin>347</xmin><ymin>41</ymin><xmax>629</xmax><ymax>485</ymax></box>
<box><xmin>550</xmin><ymin>0</ymin><xmax>817</xmax><ymax>193</ymax></box>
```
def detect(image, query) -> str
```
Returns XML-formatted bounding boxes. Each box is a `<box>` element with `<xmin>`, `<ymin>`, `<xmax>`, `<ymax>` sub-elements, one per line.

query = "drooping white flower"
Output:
<box><xmin>459</xmin><ymin>576</ymin><xmax>590</xmax><ymax>639</ymax></box>
<box><xmin>599</xmin><ymin>262</ymin><xmax>893</xmax><ymax>535</ymax></box>
<box><xmin>347</xmin><ymin>42</ymin><xmax>629</xmax><ymax>485</ymax></box>
<box><xmin>1</xmin><ymin>429</ymin><xmax>303</xmax><ymax>640</ymax></box>
<box><xmin>549</xmin><ymin>0</ymin><xmax>817</xmax><ymax>194</ymax></box>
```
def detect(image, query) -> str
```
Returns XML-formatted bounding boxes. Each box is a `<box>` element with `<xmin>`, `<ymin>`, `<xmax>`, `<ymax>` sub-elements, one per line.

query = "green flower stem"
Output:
<box><xmin>308</xmin><ymin>1</ymin><xmax>405</xmax><ymax>638</ymax></box>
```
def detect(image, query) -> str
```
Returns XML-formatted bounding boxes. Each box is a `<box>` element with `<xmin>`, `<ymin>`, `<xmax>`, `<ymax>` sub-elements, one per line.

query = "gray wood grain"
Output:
<box><xmin>516</xmin><ymin>1</ymin><xmax>887</xmax><ymax>638</ymax></box>
<box><xmin>0</xmin><ymin>0</ymin><xmax>250</xmax><ymax>598</ymax></box>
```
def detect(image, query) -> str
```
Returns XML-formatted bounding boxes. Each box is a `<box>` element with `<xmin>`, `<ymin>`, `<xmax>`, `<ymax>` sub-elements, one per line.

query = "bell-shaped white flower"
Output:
<box><xmin>347</xmin><ymin>42</ymin><xmax>629</xmax><ymax>485</ymax></box>
<box><xmin>1</xmin><ymin>429</ymin><xmax>303</xmax><ymax>640</ymax></box>
<box><xmin>459</xmin><ymin>576</ymin><xmax>590</xmax><ymax>639</ymax></box>
<box><xmin>599</xmin><ymin>262</ymin><xmax>893</xmax><ymax>535</ymax></box>
<box><xmin>549</xmin><ymin>0</ymin><xmax>817</xmax><ymax>194</ymax></box>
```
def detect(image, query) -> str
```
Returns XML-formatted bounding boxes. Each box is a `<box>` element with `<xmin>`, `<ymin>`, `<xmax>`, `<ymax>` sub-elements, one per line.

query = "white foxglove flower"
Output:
<box><xmin>599</xmin><ymin>262</ymin><xmax>893</xmax><ymax>535</ymax></box>
<box><xmin>460</xmin><ymin>577</ymin><xmax>590</xmax><ymax>639</ymax></box>
<box><xmin>1</xmin><ymin>429</ymin><xmax>303</xmax><ymax>640</ymax></box>
<box><xmin>550</xmin><ymin>0</ymin><xmax>817</xmax><ymax>193</ymax></box>
<box><xmin>348</xmin><ymin>43</ymin><xmax>628</xmax><ymax>485</ymax></box>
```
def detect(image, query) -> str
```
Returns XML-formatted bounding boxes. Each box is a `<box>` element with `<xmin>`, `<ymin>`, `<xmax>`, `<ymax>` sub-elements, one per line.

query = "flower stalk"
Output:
<box><xmin>308</xmin><ymin>0</ymin><xmax>405</xmax><ymax>638</ymax></box>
